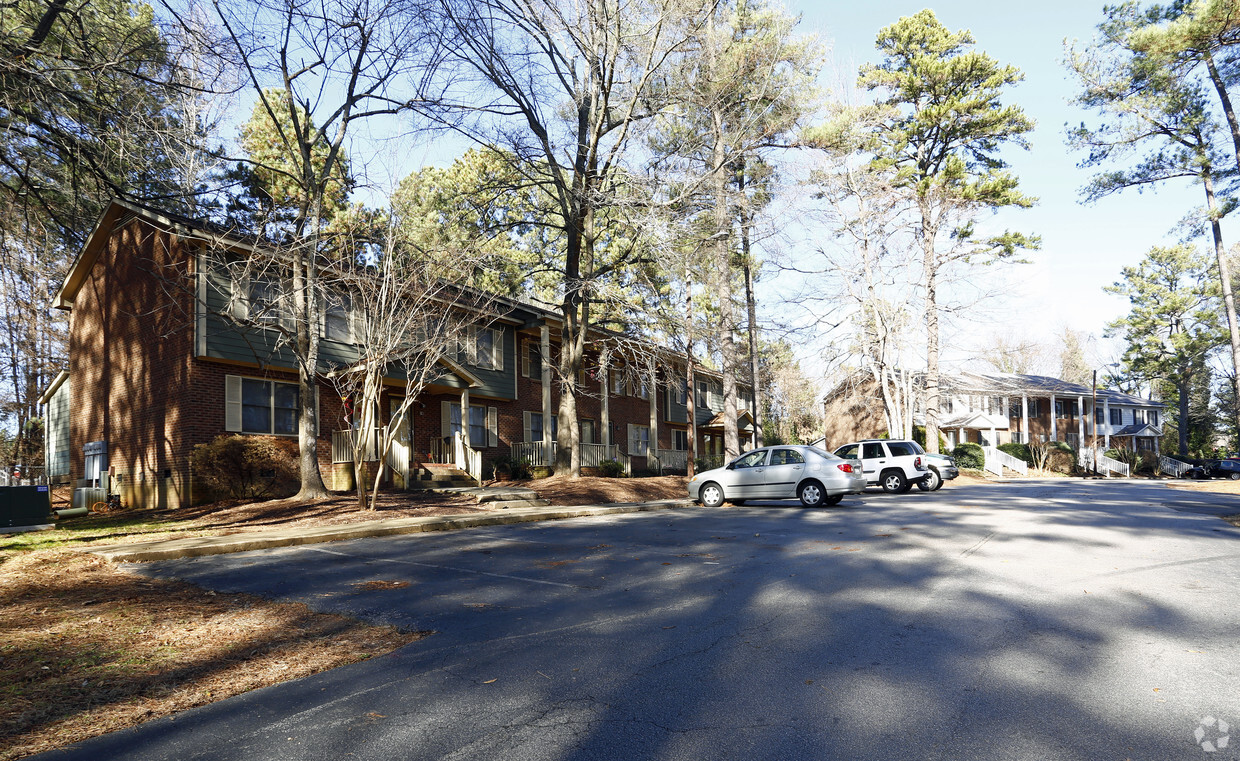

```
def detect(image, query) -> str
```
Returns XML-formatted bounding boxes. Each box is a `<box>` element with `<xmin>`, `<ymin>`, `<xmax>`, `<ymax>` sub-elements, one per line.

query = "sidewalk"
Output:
<box><xmin>86</xmin><ymin>500</ymin><xmax>693</xmax><ymax>563</ymax></box>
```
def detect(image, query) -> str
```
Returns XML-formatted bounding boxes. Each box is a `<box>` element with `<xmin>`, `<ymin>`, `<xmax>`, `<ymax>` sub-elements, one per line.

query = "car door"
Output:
<box><xmin>726</xmin><ymin>449</ymin><xmax>770</xmax><ymax>497</ymax></box>
<box><xmin>762</xmin><ymin>448</ymin><xmax>805</xmax><ymax>498</ymax></box>
<box><xmin>860</xmin><ymin>442</ymin><xmax>887</xmax><ymax>484</ymax></box>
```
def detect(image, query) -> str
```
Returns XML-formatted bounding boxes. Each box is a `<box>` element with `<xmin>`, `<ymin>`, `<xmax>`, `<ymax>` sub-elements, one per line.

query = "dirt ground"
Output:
<box><xmin>495</xmin><ymin>474</ymin><xmax>688</xmax><ymax>505</ymax></box>
<box><xmin>0</xmin><ymin>550</ymin><xmax>423</xmax><ymax>761</ymax></box>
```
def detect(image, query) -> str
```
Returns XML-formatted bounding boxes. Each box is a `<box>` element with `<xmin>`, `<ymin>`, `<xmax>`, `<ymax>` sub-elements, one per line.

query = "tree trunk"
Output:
<box><xmin>293</xmin><ymin>252</ymin><xmax>329</xmax><ymax>501</ymax></box>
<box><xmin>739</xmin><ymin>168</ymin><xmax>763</xmax><ymax>448</ymax></box>
<box><xmin>1200</xmin><ymin>169</ymin><xmax>1240</xmax><ymax>443</ymax></box>
<box><xmin>1178</xmin><ymin>374</ymin><xmax>1190</xmax><ymax>456</ymax></box>
<box><xmin>920</xmin><ymin>199</ymin><xmax>941</xmax><ymax>455</ymax></box>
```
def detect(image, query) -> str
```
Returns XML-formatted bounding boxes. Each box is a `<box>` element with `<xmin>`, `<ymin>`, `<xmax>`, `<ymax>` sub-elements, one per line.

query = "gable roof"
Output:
<box><xmin>946</xmin><ymin>371</ymin><xmax>1163</xmax><ymax>409</ymax></box>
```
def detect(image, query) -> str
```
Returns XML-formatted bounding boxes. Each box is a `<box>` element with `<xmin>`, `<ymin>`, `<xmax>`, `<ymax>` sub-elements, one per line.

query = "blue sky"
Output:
<box><xmin>785</xmin><ymin>1</ymin><xmax>1225</xmax><ymax>370</ymax></box>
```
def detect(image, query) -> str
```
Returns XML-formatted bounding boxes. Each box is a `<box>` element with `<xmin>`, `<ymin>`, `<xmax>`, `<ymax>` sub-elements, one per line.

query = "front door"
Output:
<box><xmin>389</xmin><ymin>398</ymin><xmax>411</xmax><ymax>488</ymax></box>
<box><xmin>860</xmin><ymin>442</ymin><xmax>887</xmax><ymax>483</ymax></box>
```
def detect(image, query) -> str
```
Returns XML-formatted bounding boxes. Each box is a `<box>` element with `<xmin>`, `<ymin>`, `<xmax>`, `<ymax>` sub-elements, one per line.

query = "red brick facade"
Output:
<box><xmin>59</xmin><ymin>206</ymin><xmax>709</xmax><ymax>508</ymax></box>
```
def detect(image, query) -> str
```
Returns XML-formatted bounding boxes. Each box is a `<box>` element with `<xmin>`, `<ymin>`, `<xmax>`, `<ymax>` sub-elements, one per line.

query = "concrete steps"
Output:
<box><xmin>410</xmin><ymin>465</ymin><xmax>546</xmax><ymax>508</ymax></box>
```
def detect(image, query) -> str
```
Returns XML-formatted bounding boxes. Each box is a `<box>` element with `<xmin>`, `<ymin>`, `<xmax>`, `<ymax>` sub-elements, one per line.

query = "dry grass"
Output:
<box><xmin>0</xmin><ymin>550</ymin><xmax>425</xmax><ymax>761</ymax></box>
<box><xmin>494</xmin><ymin>474</ymin><xmax>688</xmax><ymax>505</ymax></box>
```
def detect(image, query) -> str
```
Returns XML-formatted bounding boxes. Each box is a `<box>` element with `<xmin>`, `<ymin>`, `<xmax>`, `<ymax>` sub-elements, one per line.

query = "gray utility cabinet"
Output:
<box><xmin>0</xmin><ymin>485</ymin><xmax>52</xmax><ymax>528</ymax></box>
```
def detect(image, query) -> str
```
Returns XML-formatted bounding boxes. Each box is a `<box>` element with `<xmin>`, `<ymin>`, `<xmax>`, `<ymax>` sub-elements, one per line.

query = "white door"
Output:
<box><xmin>389</xmin><ymin>398</ymin><xmax>411</xmax><ymax>488</ymax></box>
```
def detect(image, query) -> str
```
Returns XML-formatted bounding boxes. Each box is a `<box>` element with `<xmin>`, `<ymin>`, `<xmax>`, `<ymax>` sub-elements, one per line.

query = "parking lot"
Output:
<box><xmin>42</xmin><ymin>479</ymin><xmax>1240</xmax><ymax>761</ymax></box>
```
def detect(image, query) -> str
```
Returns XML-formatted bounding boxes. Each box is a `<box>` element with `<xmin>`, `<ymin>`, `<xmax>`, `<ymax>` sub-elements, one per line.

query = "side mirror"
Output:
<box><xmin>725</xmin><ymin>462</ymin><xmax>736</xmax><ymax>470</ymax></box>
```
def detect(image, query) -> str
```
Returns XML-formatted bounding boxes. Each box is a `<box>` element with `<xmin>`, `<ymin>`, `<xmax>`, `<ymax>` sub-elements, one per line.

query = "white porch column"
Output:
<box><xmin>958</xmin><ymin>427</ymin><xmax>965</xmax><ymax>445</ymax></box>
<box><xmin>540</xmin><ymin>324</ymin><xmax>552</xmax><ymax>463</ymax></box>
<box><xmin>1050</xmin><ymin>393</ymin><xmax>1058</xmax><ymax>442</ymax></box>
<box><xmin>1077</xmin><ymin>395</ymin><xmax>1085</xmax><ymax>448</ymax></box>
<box><xmin>1022</xmin><ymin>395</ymin><xmax>1029</xmax><ymax>444</ymax></box>
<box><xmin>459</xmin><ymin>387</ymin><xmax>470</xmax><ymax>468</ymax></box>
<box><xmin>601</xmin><ymin>363</ymin><xmax>611</xmax><ymax>449</ymax></box>
<box><xmin>648</xmin><ymin>358</ymin><xmax>659</xmax><ymax>468</ymax></box>
<box><xmin>1103</xmin><ymin>399</ymin><xmax>1111</xmax><ymax>449</ymax></box>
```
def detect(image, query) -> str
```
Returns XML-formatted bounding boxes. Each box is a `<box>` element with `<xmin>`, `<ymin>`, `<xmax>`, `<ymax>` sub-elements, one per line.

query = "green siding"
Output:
<box><xmin>46</xmin><ymin>379</ymin><xmax>71</xmax><ymax>476</ymax></box>
<box><xmin>201</xmin><ymin>268</ymin><xmax>518</xmax><ymax>398</ymax></box>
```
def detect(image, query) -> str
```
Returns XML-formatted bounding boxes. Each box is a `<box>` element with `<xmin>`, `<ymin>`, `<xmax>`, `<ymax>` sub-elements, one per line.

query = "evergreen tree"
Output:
<box><xmin>852</xmin><ymin>10</ymin><xmax>1038</xmax><ymax>453</ymax></box>
<box><xmin>1105</xmin><ymin>244</ymin><xmax>1224</xmax><ymax>455</ymax></box>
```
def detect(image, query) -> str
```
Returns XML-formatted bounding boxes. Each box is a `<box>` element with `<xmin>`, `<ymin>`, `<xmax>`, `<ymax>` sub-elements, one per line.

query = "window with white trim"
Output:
<box><xmin>1110</xmin><ymin>407</ymin><xmax>1123</xmax><ymax>425</ymax></box>
<box><xmin>473</xmin><ymin>327</ymin><xmax>503</xmax><ymax>370</ymax></box>
<box><xmin>448</xmin><ymin>402</ymin><xmax>496</xmax><ymax>448</ymax></box>
<box><xmin>323</xmin><ymin>291</ymin><xmax>353</xmax><ymax>342</ymax></box>
<box><xmin>672</xmin><ymin>429</ymin><xmax>688</xmax><ymax>451</ymax></box>
<box><xmin>526</xmin><ymin>411</ymin><xmax>558</xmax><ymax>442</ymax></box>
<box><xmin>247</xmin><ymin>276</ymin><xmax>286</xmax><ymax>324</ymax></box>
<box><xmin>227</xmin><ymin>377</ymin><xmax>299</xmax><ymax>435</ymax></box>
<box><xmin>628</xmin><ymin>424</ymin><xmax>650</xmax><ymax>456</ymax></box>
<box><xmin>611</xmin><ymin>368</ymin><xmax>626</xmax><ymax>396</ymax></box>
<box><xmin>581</xmin><ymin>419</ymin><xmax>596</xmax><ymax>445</ymax></box>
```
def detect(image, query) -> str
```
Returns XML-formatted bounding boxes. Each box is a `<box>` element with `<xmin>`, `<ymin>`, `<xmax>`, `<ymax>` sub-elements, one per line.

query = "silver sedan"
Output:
<box><xmin>687</xmin><ymin>445</ymin><xmax>866</xmax><ymax>507</ymax></box>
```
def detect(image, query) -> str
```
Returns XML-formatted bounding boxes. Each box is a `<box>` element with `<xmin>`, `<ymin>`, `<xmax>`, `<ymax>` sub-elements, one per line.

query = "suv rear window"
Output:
<box><xmin>886</xmin><ymin>442</ymin><xmax>918</xmax><ymax>457</ymax></box>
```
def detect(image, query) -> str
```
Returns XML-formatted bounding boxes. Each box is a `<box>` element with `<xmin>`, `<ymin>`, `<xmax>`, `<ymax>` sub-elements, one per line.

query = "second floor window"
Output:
<box><xmin>1110</xmin><ymin>407</ymin><xmax>1123</xmax><ymax>425</ymax></box>
<box><xmin>248</xmin><ymin>276</ymin><xmax>285</xmax><ymax>324</ymax></box>
<box><xmin>323</xmin><ymin>292</ymin><xmax>352</xmax><ymax>342</ymax></box>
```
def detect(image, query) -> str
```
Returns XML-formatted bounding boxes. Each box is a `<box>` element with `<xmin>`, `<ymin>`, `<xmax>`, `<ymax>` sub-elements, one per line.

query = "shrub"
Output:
<box><xmin>998</xmin><ymin>442</ymin><xmax>1033</xmax><ymax>465</ymax></box>
<box><xmin>951</xmin><ymin>443</ymin><xmax>984</xmax><ymax>469</ymax></box>
<box><xmin>489</xmin><ymin>456</ymin><xmax>531</xmax><ymax>480</ymax></box>
<box><xmin>191</xmin><ymin>435</ymin><xmax>298</xmax><ymax>501</ymax></box>
<box><xmin>598</xmin><ymin>459</ymin><xmax>627</xmax><ymax>478</ymax></box>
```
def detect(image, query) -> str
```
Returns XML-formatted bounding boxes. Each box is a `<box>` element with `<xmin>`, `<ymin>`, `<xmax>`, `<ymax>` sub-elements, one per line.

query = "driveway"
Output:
<box><xmin>43</xmin><ymin>479</ymin><xmax>1240</xmax><ymax>760</ymax></box>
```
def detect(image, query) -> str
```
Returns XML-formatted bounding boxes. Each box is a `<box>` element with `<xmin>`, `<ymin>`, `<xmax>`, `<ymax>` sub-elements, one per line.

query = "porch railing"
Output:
<box><xmin>1079</xmin><ymin>449</ymin><xmax>1131</xmax><ymax>477</ymax></box>
<box><xmin>510</xmin><ymin>441</ymin><xmax>631</xmax><ymax>475</ymax></box>
<box><xmin>983</xmin><ymin>446</ymin><xmax>1028</xmax><ymax>477</ymax></box>
<box><xmin>1158</xmin><ymin>455</ymin><xmax>1192</xmax><ymax>478</ymax></box>
<box><xmin>331</xmin><ymin>427</ymin><xmax>382</xmax><ymax>464</ymax></box>
<box><xmin>654</xmin><ymin>449</ymin><xmax>689</xmax><ymax>473</ymax></box>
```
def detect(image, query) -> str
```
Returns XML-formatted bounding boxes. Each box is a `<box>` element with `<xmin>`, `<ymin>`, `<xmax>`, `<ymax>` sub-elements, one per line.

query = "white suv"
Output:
<box><xmin>832</xmin><ymin>439</ymin><xmax>930</xmax><ymax>493</ymax></box>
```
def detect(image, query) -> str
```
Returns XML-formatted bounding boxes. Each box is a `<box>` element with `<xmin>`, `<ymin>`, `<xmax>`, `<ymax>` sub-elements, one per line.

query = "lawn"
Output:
<box><xmin>0</xmin><ymin>477</ymin><xmax>688</xmax><ymax>759</ymax></box>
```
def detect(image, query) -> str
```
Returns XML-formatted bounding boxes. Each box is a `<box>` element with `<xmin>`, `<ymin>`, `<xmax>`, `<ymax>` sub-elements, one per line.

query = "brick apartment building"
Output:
<box><xmin>43</xmin><ymin>201</ymin><xmax>756</xmax><ymax>509</ymax></box>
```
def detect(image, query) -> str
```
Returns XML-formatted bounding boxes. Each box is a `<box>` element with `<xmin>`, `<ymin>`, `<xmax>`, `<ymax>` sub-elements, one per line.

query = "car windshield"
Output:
<box><xmin>834</xmin><ymin>444</ymin><xmax>858</xmax><ymax>458</ymax></box>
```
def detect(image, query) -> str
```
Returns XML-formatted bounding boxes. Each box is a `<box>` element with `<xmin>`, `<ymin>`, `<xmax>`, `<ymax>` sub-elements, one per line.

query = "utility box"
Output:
<box><xmin>0</xmin><ymin>485</ymin><xmax>52</xmax><ymax>530</ymax></box>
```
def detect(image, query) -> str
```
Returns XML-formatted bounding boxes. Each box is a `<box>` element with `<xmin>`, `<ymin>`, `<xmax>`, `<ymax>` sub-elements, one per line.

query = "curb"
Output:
<box><xmin>85</xmin><ymin>500</ymin><xmax>693</xmax><ymax>563</ymax></box>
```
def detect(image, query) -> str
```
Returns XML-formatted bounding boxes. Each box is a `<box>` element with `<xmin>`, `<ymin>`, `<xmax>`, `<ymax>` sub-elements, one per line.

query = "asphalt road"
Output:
<box><xmin>43</xmin><ymin>479</ymin><xmax>1240</xmax><ymax>761</ymax></box>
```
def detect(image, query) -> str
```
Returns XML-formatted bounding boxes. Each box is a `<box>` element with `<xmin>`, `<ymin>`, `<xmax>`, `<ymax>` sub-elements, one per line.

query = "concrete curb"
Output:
<box><xmin>85</xmin><ymin>500</ymin><xmax>694</xmax><ymax>563</ymax></box>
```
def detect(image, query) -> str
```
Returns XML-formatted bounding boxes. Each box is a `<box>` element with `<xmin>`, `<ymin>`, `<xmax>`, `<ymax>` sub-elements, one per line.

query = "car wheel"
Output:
<box><xmin>1231</xmin><ymin>472</ymin><xmax>1240</xmax><ymax>481</ymax></box>
<box><xmin>824</xmin><ymin>494</ymin><xmax>843</xmax><ymax>506</ymax></box>
<box><xmin>881</xmin><ymin>470</ymin><xmax>907</xmax><ymax>494</ymax></box>
<box><xmin>700</xmin><ymin>482</ymin><xmax>725</xmax><ymax>507</ymax></box>
<box><xmin>798</xmin><ymin>480</ymin><xmax>825</xmax><ymax>507</ymax></box>
<box><xmin>917</xmin><ymin>469</ymin><xmax>942</xmax><ymax>491</ymax></box>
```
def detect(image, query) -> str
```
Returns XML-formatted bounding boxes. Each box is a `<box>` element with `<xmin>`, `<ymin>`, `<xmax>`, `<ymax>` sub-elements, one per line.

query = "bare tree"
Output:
<box><xmin>321</xmin><ymin>217</ymin><xmax>488</xmax><ymax>510</ymax></box>
<box><xmin>425</xmin><ymin>0</ymin><xmax>712</xmax><ymax>475</ymax></box>
<box><xmin>182</xmin><ymin>0</ymin><xmax>440</xmax><ymax>500</ymax></box>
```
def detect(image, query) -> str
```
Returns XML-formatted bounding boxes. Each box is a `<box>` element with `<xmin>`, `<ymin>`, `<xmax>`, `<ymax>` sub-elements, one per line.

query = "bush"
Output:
<box><xmin>489</xmin><ymin>456</ymin><xmax>531</xmax><ymax>480</ymax></box>
<box><xmin>598</xmin><ymin>459</ymin><xmax>627</xmax><ymax>478</ymax></box>
<box><xmin>191</xmin><ymin>435</ymin><xmax>298</xmax><ymax>501</ymax></box>
<box><xmin>951</xmin><ymin>443</ymin><xmax>984</xmax><ymax>469</ymax></box>
<box><xmin>998</xmin><ymin>442</ymin><xmax>1033</xmax><ymax>465</ymax></box>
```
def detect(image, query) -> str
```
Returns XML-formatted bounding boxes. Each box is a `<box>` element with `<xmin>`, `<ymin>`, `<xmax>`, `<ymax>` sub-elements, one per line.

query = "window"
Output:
<box><xmin>83</xmin><ymin>441</ymin><xmax>107</xmax><ymax>486</ymax></box>
<box><xmin>240</xmin><ymin>378</ymin><xmax>298</xmax><ymax>435</ymax></box>
<box><xmin>473</xmin><ymin>328</ymin><xmax>503</xmax><ymax>370</ymax></box>
<box><xmin>1110</xmin><ymin>407</ymin><xmax>1123</xmax><ymax>425</ymax></box>
<box><xmin>769</xmin><ymin>448</ymin><xmax>805</xmax><ymax>466</ymax></box>
<box><xmin>581</xmin><ymin>419</ymin><xmax>596</xmax><ymax>445</ymax></box>
<box><xmin>887</xmin><ymin>441</ymin><xmax>922</xmax><ymax>457</ymax></box>
<box><xmin>528</xmin><ymin>412</ymin><xmax>558</xmax><ymax>443</ymax></box>
<box><xmin>1095</xmin><ymin>406</ymin><xmax>1105</xmax><ymax>424</ymax></box>
<box><xmin>450</xmin><ymin>403</ymin><xmax>494</xmax><ymax>447</ymax></box>
<box><xmin>523</xmin><ymin>341</ymin><xmax>543</xmax><ymax>379</ymax></box>
<box><xmin>612</xmin><ymin>369</ymin><xmax>626</xmax><ymax>396</ymax></box>
<box><xmin>1133</xmin><ymin>409</ymin><xmax>1145</xmax><ymax>425</ymax></box>
<box><xmin>733</xmin><ymin>449</ymin><xmax>767</xmax><ymax>468</ymax></box>
<box><xmin>1054</xmin><ymin>400</ymin><xmax>1064</xmax><ymax>418</ymax></box>
<box><xmin>835</xmin><ymin>443</ymin><xmax>859</xmax><ymax>458</ymax></box>
<box><xmin>1151</xmin><ymin>410</ymin><xmax>1159</xmax><ymax>426</ymax></box>
<box><xmin>1028</xmin><ymin>399</ymin><xmax>1041</xmax><ymax>417</ymax></box>
<box><xmin>247</xmin><ymin>276</ymin><xmax>285</xmax><ymax>324</ymax></box>
<box><xmin>672</xmin><ymin>429</ymin><xmax>688</xmax><ymax>451</ymax></box>
<box><xmin>323</xmin><ymin>292</ymin><xmax>352</xmax><ymax>342</ymax></box>
<box><xmin>862</xmin><ymin>443</ymin><xmax>885</xmax><ymax>459</ymax></box>
<box><xmin>696</xmin><ymin>380</ymin><xmax>709</xmax><ymax>408</ymax></box>
<box><xmin>638</xmin><ymin>377</ymin><xmax>650</xmax><ymax>400</ymax></box>
<box><xmin>629</xmin><ymin>424</ymin><xmax>650</xmax><ymax>456</ymax></box>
